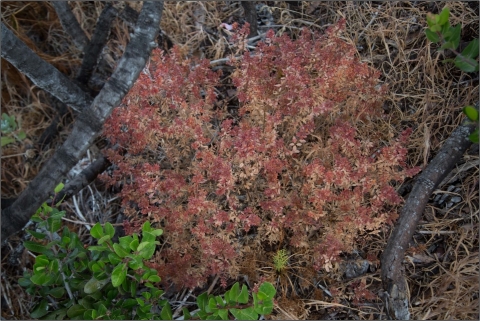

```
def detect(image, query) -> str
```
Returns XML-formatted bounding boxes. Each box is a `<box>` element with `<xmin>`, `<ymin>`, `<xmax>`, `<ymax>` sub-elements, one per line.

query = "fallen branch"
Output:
<box><xmin>1</xmin><ymin>1</ymin><xmax>164</xmax><ymax>242</ymax></box>
<box><xmin>380</xmin><ymin>117</ymin><xmax>477</xmax><ymax>320</ymax></box>
<box><xmin>1</xmin><ymin>23</ymin><xmax>93</xmax><ymax>112</ymax></box>
<box><xmin>76</xmin><ymin>3</ymin><xmax>118</xmax><ymax>85</ymax></box>
<box><xmin>51</xmin><ymin>1</ymin><xmax>89</xmax><ymax>51</ymax></box>
<box><xmin>47</xmin><ymin>154</ymin><xmax>111</xmax><ymax>206</ymax></box>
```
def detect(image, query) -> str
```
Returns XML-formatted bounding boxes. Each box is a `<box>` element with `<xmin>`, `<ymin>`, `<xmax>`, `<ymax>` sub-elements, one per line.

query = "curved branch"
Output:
<box><xmin>1</xmin><ymin>1</ymin><xmax>164</xmax><ymax>242</ymax></box>
<box><xmin>51</xmin><ymin>1</ymin><xmax>89</xmax><ymax>51</ymax></box>
<box><xmin>380</xmin><ymin>118</ymin><xmax>477</xmax><ymax>320</ymax></box>
<box><xmin>1</xmin><ymin>23</ymin><xmax>93</xmax><ymax>112</ymax></box>
<box><xmin>77</xmin><ymin>3</ymin><xmax>118</xmax><ymax>85</ymax></box>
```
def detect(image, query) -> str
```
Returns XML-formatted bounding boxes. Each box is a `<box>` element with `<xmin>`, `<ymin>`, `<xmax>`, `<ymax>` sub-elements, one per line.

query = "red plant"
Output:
<box><xmin>102</xmin><ymin>20</ymin><xmax>420</xmax><ymax>288</ymax></box>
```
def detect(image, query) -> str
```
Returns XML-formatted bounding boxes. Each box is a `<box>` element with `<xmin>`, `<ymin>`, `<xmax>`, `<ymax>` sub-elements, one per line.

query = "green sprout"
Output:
<box><xmin>273</xmin><ymin>249</ymin><xmax>289</xmax><ymax>272</ymax></box>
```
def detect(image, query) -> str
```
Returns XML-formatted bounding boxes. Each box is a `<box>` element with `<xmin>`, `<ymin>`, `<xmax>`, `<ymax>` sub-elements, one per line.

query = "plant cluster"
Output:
<box><xmin>102</xmin><ymin>20</ymin><xmax>420</xmax><ymax>289</ymax></box>
<box><xmin>20</xmin><ymin>185</ymin><xmax>274</xmax><ymax>320</ymax></box>
<box><xmin>425</xmin><ymin>7</ymin><xmax>479</xmax><ymax>143</ymax></box>
<box><xmin>1</xmin><ymin>112</ymin><xmax>26</xmax><ymax>147</ymax></box>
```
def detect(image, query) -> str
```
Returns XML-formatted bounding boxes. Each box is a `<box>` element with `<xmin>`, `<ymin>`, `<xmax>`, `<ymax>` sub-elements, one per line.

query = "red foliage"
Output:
<box><xmin>102</xmin><ymin>20</ymin><xmax>420</xmax><ymax>288</ymax></box>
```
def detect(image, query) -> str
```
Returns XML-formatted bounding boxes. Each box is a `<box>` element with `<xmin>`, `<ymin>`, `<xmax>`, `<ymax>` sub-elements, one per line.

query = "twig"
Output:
<box><xmin>72</xmin><ymin>195</ymin><xmax>91</xmax><ymax>230</ymax></box>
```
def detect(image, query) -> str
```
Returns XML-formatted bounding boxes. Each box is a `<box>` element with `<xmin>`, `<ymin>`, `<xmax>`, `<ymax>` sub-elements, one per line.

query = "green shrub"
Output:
<box><xmin>20</xmin><ymin>185</ymin><xmax>275</xmax><ymax>320</ymax></box>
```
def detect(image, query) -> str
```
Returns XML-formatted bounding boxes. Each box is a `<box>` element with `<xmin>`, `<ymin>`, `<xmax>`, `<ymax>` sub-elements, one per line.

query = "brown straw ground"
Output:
<box><xmin>1</xmin><ymin>1</ymin><xmax>478</xmax><ymax>320</ymax></box>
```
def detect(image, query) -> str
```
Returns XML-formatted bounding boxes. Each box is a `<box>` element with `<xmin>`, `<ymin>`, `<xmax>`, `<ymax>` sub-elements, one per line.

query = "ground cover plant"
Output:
<box><xmin>1</xmin><ymin>1</ymin><xmax>478</xmax><ymax>320</ymax></box>
<box><xmin>102</xmin><ymin>20</ymin><xmax>420</xmax><ymax>289</ymax></box>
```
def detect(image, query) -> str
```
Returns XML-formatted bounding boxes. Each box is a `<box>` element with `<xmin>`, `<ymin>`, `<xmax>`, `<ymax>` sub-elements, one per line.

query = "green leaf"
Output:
<box><xmin>182</xmin><ymin>307</ymin><xmax>191</xmax><ymax>320</ymax></box>
<box><xmin>426</xmin><ymin>12</ymin><xmax>437</xmax><ymax>28</ymax></box>
<box><xmin>217</xmin><ymin>309</ymin><xmax>228</xmax><ymax>320</ymax></box>
<box><xmin>84</xmin><ymin>277</ymin><xmax>110</xmax><ymax>294</ymax></box>
<box><xmin>138</xmin><ymin>242</ymin><xmax>156</xmax><ymax>259</ymax></box>
<box><xmin>160</xmin><ymin>303</ymin><xmax>173</xmax><ymax>320</ymax></box>
<box><xmin>469</xmin><ymin>129</ymin><xmax>479</xmax><ymax>143</ymax></box>
<box><xmin>54</xmin><ymin>183</ymin><xmax>65</xmax><ymax>194</ymax></box>
<box><xmin>90</xmin><ymin>223</ymin><xmax>104</xmax><ymax>239</ymax></box>
<box><xmin>119</xmin><ymin>235</ymin><xmax>133</xmax><ymax>249</ymax></box>
<box><xmin>142</xmin><ymin>221</ymin><xmax>152</xmax><ymax>233</ymax></box>
<box><xmin>24</xmin><ymin>241</ymin><xmax>48</xmax><ymax>254</ymax></box>
<box><xmin>238</xmin><ymin>284</ymin><xmax>249</xmax><ymax>304</ymax></box>
<box><xmin>230</xmin><ymin>307</ymin><xmax>258</xmax><ymax>320</ymax></box>
<box><xmin>97</xmin><ymin>304</ymin><xmax>108</xmax><ymax>317</ymax></box>
<box><xmin>67</xmin><ymin>305</ymin><xmax>87</xmax><ymax>319</ymax></box>
<box><xmin>87</xmin><ymin>245</ymin><xmax>108</xmax><ymax>252</ymax></box>
<box><xmin>111</xmin><ymin>263</ymin><xmax>127</xmax><ymax>287</ymax></box>
<box><xmin>443</xmin><ymin>24</ymin><xmax>461</xmax><ymax>49</ymax></box>
<box><xmin>47</xmin><ymin>216</ymin><xmax>62</xmax><ymax>233</ymax></box>
<box><xmin>97</xmin><ymin>235</ymin><xmax>111</xmax><ymax>245</ymax></box>
<box><xmin>197</xmin><ymin>293</ymin><xmax>208</xmax><ymax>311</ymax></box>
<box><xmin>48</xmin><ymin>259</ymin><xmax>59</xmax><ymax>272</ymax></box>
<box><xmin>463</xmin><ymin>105</ymin><xmax>479</xmax><ymax>121</ymax></box>
<box><xmin>18</xmin><ymin>277</ymin><xmax>32</xmax><ymax>287</ymax></box>
<box><xmin>30</xmin><ymin>299</ymin><xmax>49</xmax><ymax>319</ymax></box>
<box><xmin>127</xmin><ymin>257</ymin><xmax>143</xmax><ymax>270</ymax></box>
<box><xmin>461</xmin><ymin>39</ymin><xmax>479</xmax><ymax>59</ymax></box>
<box><xmin>430</xmin><ymin>24</ymin><xmax>441</xmax><ymax>33</ymax></box>
<box><xmin>46</xmin><ymin>287</ymin><xmax>65</xmax><ymax>298</ymax></box>
<box><xmin>148</xmin><ymin>275</ymin><xmax>161</xmax><ymax>283</ymax></box>
<box><xmin>437</xmin><ymin>7</ymin><xmax>450</xmax><ymax>25</ymax></box>
<box><xmin>455</xmin><ymin>55</ymin><xmax>479</xmax><ymax>72</ymax></box>
<box><xmin>258</xmin><ymin>282</ymin><xmax>276</xmax><ymax>299</ymax></box>
<box><xmin>142</xmin><ymin>291</ymin><xmax>152</xmax><ymax>300</ymax></box>
<box><xmin>129</xmin><ymin>237</ymin><xmax>139</xmax><ymax>251</ymax></box>
<box><xmin>151</xmin><ymin>228</ymin><xmax>163</xmax><ymax>237</ymax></box>
<box><xmin>208</xmin><ymin>297</ymin><xmax>218</xmax><ymax>312</ymax></box>
<box><xmin>228</xmin><ymin>282</ymin><xmax>239</xmax><ymax>303</ymax></box>
<box><xmin>17</xmin><ymin>131</ymin><xmax>26</xmax><ymax>140</ymax></box>
<box><xmin>30</xmin><ymin>273</ymin><xmax>49</xmax><ymax>286</ymax></box>
<box><xmin>141</xmin><ymin>231</ymin><xmax>156</xmax><ymax>243</ymax></box>
<box><xmin>254</xmin><ymin>296</ymin><xmax>274</xmax><ymax>315</ymax></box>
<box><xmin>26</xmin><ymin>229</ymin><xmax>47</xmax><ymax>240</ymax></box>
<box><xmin>1</xmin><ymin>136</ymin><xmax>15</xmax><ymax>147</ymax></box>
<box><xmin>104</xmin><ymin>222</ymin><xmax>115</xmax><ymax>239</ymax></box>
<box><xmin>425</xmin><ymin>29</ymin><xmax>440</xmax><ymax>43</ymax></box>
<box><xmin>440</xmin><ymin>41</ymin><xmax>456</xmax><ymax>50</ymax></box>
<box><xmin>130</xmin><ymin>278</ymin><xmax>138</xmax><ymax>297</ymax></box>
<box><xmin>108</xmin><ymin>252</ymin><xmax>122</xmax><ymax>265</ymax></box>
<box><xmin>113</xmin><ymin>243</ymin><xmax>130</xmax><ymax>258</ymax></box>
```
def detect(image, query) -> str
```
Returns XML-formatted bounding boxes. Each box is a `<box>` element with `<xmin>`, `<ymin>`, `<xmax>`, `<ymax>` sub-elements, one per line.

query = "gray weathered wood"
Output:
<box><xmin>380</xmin><ymin>118</ymin><xmax>477</xmax><ymax>320</ymax></box>
<box><xmin>1</xmin><ymin>23</ymin><xmax>93</xmax><ymax>112</ymax></box>
<box><xmin>1</xmin><ymin>1</ymin><xmax>164</xmax><ymax>242</ymax></box>
<box><xmin>51</xmin><ymin>1</ymin><xmax>89</xmax><ymax>51</ymax></box>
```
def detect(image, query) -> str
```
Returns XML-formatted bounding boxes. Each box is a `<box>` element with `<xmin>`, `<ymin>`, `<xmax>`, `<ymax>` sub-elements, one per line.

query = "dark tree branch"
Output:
<box><xmin>1</xmin><ymin>23</ymin><xmax>93</xmax><ymax>112</ymax></box>
<box><xmin>76</xmin><ymin>3</ymin><xmax>118</xmax><ymax>85</ymax></box>
<box><xmin>51</xmin><ymin>1</ymin><xmax>89</xmax><ymax>52</ymax></box>
<box><xmin>118</xmin><ymin>4</ymin><xmax>140</xmax><ymax>27</ymax></box>
<box><xmin>1</xmin><ymin>1</ymin><xmax>164</xmax><ymax>242</ymax></box>
<box><xmin>47</xmin><ymin>155</ymin><xmax>111</xmax><ymax>205</ymax></box>
<box><xmin>380</xmin><ymin>119</ymin><xmax>477</xmax><ymax>320</ymax></box>
<box><xmin>3</xmin><ymin>154</ymin><xmax>111</xmax><ymax>209</ymax></box>
<box><xmin>241</xmin><ymin>2</ymin><xmax>258</xmax><ymax>38</ymax></box>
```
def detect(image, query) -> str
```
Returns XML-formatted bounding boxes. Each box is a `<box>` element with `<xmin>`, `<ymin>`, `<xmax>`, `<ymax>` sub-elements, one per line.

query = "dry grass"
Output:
<box><xmin>1</xmin><ymin>1</ymin><xmax>478</xmax><ymax>320</ymax></box>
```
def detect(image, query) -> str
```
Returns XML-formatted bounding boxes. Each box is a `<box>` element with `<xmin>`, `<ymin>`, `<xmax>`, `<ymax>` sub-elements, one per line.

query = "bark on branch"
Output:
<box><xmin>1</xmin><ymin>1</ymin><xmax>164</xmax><ymax>242</ymax></box>
<box><xmin>1</xmin><ymin>23</ymin><xmax>93</xmax><ymax>112</ymax></box>
<box><xmin>51</xmin><ymin>1</ymin><xmax>89</xmax><ymax>51</ymax></box>
<box><xmin>380</xmin><ymin>118</ymin><xmax>477</xmax><ymax>320</ymax></box>
<box><xmin>77</xmin><ymin>3</ymin><xmax>118</xmax><ymax>85</ymax></box>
